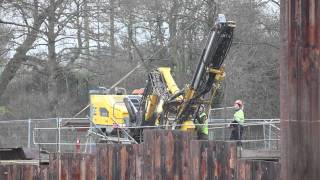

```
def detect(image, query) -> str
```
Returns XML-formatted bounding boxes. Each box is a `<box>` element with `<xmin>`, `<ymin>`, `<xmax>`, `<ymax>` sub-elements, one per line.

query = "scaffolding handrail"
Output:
<box><xmin>33</xmin><ymin>121</ymin><xmax>280</xmax><ymax>130</ymax></box>
<box><xmin>0</xmin><ymin>117</ymin><xmax>280</xmax><ymax>123</ymax></box>
<box><xmin>33</xmin><ymin>138</ymin><xmax>281</xmax><ymax>146</ymax></box>
<box><xmin>31</xmin><ymin>118</ymin><xmax>280</xmax><ymax>152</ymax></box>
<box><xmin>0</xmin><ymin>117</ymin><xmax>89</xmax><ymax>123</ymax></box>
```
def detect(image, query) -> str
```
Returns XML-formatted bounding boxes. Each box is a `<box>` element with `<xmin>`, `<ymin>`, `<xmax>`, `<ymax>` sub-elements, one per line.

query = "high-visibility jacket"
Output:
<box><xmin>196</xmin><ymin>112</ymin><xmax>208</xmax><ymax>135</ymax></box>
<box><xmin>234</xmin><ymin>109</ymin><xmax>245</xmax><ymax>124</ymax></box>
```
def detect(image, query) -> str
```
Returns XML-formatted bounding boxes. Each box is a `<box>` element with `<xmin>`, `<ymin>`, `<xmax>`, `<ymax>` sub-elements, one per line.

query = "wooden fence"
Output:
<box><xmin>0</xmin><ymin>130</ymin><xmax>279</xmax><ymax>180</ymax></box>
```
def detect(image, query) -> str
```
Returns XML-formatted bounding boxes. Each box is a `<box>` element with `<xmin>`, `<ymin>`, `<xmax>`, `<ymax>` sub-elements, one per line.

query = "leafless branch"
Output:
<box><xmin>0</xmin><ymin>19</ymin><xmax>46</xmax><ymax>34</ymax></box>
<box><xmin>233</xmin><ymin>41</ymin><xmax>279</xmax><ymax>50</ymax></box>
<box><xmin>0</xmin><ymin>19</ymin><xmax>32</xmax><ymax>29</ymax></box>
<box><xmin>269</xmin><ymin>0</ymin><xmax>280</xmax><ymax>7</ymax></box>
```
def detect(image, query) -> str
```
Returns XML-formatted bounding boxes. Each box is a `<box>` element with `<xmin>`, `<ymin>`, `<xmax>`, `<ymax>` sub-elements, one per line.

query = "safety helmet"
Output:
<box><xmin>234</xmin><ymin>100</ymin><xmax>243</xmax><ymax>107</ymax></box>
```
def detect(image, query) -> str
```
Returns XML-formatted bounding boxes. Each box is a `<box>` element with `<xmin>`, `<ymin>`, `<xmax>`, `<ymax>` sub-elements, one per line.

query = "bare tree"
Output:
<box><xmin>0</xmin><ymin>0</ymin><xmax>280</xmax><ymax>119</ymax></box>
<box><xmin>0</xmin><ymin>0</ymin><xmax>60</xmax><ymax>100</ymax></box>
<box><xmin>109</xmin><ymin>0</ymin><xmax>115</xmax><ymax>58</ymax></box>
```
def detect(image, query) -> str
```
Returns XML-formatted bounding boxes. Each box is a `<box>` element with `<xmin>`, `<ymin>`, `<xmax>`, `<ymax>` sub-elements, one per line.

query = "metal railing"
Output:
<box><xmin>208</xmin><ymin>118</ymin><xmax>280</xmax><ymax>150</ymax></box>
<box><xmin>0</xmin><ymin>117</ymin><xmax>280</xmax><ymax>153</ymax></box>
<box><xmin>0</xmin><ymin>117</ymin><xmax>90</xmax><ymax>153</ymax></box>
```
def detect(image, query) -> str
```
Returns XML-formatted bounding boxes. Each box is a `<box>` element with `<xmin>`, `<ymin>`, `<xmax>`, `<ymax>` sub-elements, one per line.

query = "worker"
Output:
<box><xmin>195</xmin><ymin>106</ymin><xmax>209</xmax><ymax>140</ymax></box>
<box><xmin>229</xmin><ymin>99</ymin><xmax>245</xmax><ymax>146</ymax></box>
<box><xmin>76</xmin><ymin>139</ymin><xmax>81</xmax><ymax>153</ymax></box>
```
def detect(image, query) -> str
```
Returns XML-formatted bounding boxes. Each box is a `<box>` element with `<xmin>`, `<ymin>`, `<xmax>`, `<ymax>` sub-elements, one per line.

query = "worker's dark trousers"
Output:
<box><xmin>198</xmin><ymin>132</ymin><xmax>208</xmax><ymax>140</ymax></box>
<box><xmin>230</xmin><ymin>124</ymin><xmax>244</xmax><ymax>146</ymax></box>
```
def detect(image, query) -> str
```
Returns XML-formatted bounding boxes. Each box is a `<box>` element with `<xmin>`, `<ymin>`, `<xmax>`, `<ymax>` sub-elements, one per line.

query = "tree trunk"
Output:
<box><xmin>156</xmin><ymin>14</ymin><xmax>165</xmax><ymax>59</ymax></box>
<box><xmin>168</xmin><ymin>0</ymin><xmax>179</xmax><ymax>72</ymax></box>
<box><xmin>128</xmin><ymin>12</ymin><xmax>134</xmax><ymax>61</ymax></box>
<box><xmin>110</xmin><ymin>0</ymin><xmax>115</xmax><ymax>58</ymax></box>
<box><xmin>83</xmin><ymin>0</ymin><xmax>90</xmax><ymax>65</ymax></box>
<box><xmin>65</xmin><ymin>0</ymin><xmax>82</xmax><ymax>68</ymax></box>
<box><xmin>206</xmin><ymin>0</ymin><xmax>216</xmax><ymax>31</ymax></box>
<box><xmin>0</xmin><ymin>5</ymin><xmax>46</xmax><ymax>100</ymax></box>
<box><xmin>47</xmin><ymin>0</ymin><xmax>58</xmax><ymax>115</ymax></box>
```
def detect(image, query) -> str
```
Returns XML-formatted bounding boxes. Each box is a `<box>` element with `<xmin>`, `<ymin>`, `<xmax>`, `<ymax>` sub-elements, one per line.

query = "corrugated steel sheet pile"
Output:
<box><xmin>280</xmin><ymin>0</ymin><xmax>320</xmax><ymax>179</ymax></box>
<box><xmin>0</xmin><ymin>130</ymin><xmax>279</xmax><ymax>180</ymax></box>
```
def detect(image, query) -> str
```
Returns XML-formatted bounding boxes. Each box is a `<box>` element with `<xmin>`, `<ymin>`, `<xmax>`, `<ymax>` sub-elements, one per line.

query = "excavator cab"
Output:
<box><xmin>89</xmin><ymin>87</ymin><xmax>141</xmax><ymax>143</ymax></box>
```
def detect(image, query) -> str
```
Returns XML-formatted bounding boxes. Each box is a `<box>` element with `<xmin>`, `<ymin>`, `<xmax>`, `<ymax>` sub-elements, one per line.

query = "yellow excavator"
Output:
<box><xmin>126</xmin><ymin>14</ymin><xmax>236</xmax><ymax>142</ymax></box>
<box><xmin>88</xmin><ymin>14</ymin><xmax>235</xmax><ymax>143</ymax></box>
<box><xmin>88</xmin><ymin>87</ymin><xmax>141</xmax><ymax>143</ymax></box>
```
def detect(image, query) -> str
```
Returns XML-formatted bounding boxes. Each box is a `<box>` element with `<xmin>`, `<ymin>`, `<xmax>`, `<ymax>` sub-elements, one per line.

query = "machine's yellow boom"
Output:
<box><xmin>131</xmin><ymin>14</ymin><xmax>235</xmax><ymax>133</ymax></box>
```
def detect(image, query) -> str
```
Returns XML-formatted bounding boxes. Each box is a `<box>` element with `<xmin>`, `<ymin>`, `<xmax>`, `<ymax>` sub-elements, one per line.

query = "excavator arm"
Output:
<box><xmin>128</xmin><ymin>14</ymin><xmax>235</xmax><ymax>137</ymax></box>
<box><xmin>176</xmin><ymin>15</ymin><xmax>235</xmax><ymax>125</ymax></box>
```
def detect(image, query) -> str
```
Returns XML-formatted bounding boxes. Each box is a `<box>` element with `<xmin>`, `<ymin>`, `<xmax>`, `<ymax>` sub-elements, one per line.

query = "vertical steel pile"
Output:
<box><xmin>95</xmin><ymin>130</ymin><xmax>196</xmax><ymax>180</ymax></box>
<box><xmin>281</xmin><ymin>0</ymin><xmax>320</xmax><ymax>179</ymax></box>
<box><xmin>190</xmin><ymin>141</ymin><xmax>237</xmax><ymax>179</ymax></box>
<box><xmin>94</xmin><ymin>129</ymin><xmax>238</xmax><ymax>180</ymax></box>
<box><xmin>0</xmin><ymin>165</ymin><xmax>48</xmax><ymax>179</ymax></box>
<box><xmin>0</xmin><ymin>129</ymin><xmax>282</xmax><ymax>179</ymax></box>
<box><xmin>237</xmin><ymin>160</ymin><xmax>280</xmax><ymax>180</ymax></box>
<box><xmin>142</xmin><ymin>130</ymin><xmax>193</xmax><ymax>179</ymax></box>
<box><xmin>49</xmin><ymin>153</ymin><xmax>96</xmax><ymax>180</ymax></box>
<box><xmin>96</xmin><ymin>144</ymin><xmax>138</xmax><ymax>180</ymax></box>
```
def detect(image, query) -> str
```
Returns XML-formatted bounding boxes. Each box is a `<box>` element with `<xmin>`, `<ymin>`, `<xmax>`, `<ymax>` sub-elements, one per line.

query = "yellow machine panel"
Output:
<box><xmin>158</xmin><ymin>67</ymin><xmax>180</xmax><ymax>95</ymax></box>
<box><xmin>136</xmin><ymin>15</ymin><xmax>235</xmax><ymax>133</ymax></box>
<box><xmin>90</xmin><ymin>94</ymin><xmax>128</xmax><ymax>126</ymax></box>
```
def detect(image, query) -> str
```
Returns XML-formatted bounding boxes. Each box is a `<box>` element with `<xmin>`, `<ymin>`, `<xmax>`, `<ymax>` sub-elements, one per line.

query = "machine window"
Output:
<box><xmin>100</xmin><ymin>108</ymin><xmax>108</xmax><ymax>117</ymax></box>
<box><xmin>130</xmin><ymin>99</ymin><xmax>139</xmax><ymax>104</ymax></box>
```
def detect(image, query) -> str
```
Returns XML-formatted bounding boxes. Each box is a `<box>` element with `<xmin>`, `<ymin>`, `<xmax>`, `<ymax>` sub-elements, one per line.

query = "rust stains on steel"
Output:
<box><xmin>280</xmin><ymin>0</ymin><xmax>320</xmax><ymax>179</ymax></box>
<box><xmin>0</xmin><ymin>130</ymin><xmax>281</xmax><ymax>179</ymax></box>
<box><xmin>90</xmin><ymin>130</ymin><xmax>246</xmax><ymax>179</ymax></box>
<box><xmin>237</xmin><ymin>160</ymin><xmax>280</xmax><ymax>180</ymax></box>
<box><xmin>141</xmin><ymin>130</ymin><xmax>194</xmax><ymax>179</ymax></box>
<box><xmin>190</xmin><ymin>140</ymin><xmax>237</xmax><ymax>179</ymax></box>
<box><xmin>96</xmin><ymin>144</ymin><xmax>137</xmax><ymax>180</ymax></box>
<box><xmin>0</xmin><ymin>165</ymin><xmax>48</xmax><ymax>179</ymax></box>
<box><xmin>51</xmin><ymin>130</ymin><xmax>240</xmax><ymax>179</ymax></box>
<box><xmin>50</xmin><ymin>153</ymin><xmax>96</xmax><ymax>180</ymax></box>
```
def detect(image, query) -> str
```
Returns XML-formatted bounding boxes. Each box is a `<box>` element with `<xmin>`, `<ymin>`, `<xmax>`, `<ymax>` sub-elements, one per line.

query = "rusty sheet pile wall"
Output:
<box><xmin>237</xmin><ymin>160</ymin><xmax>280</xmax><ymax>180</ymax></box>
<box><xmin>280</xmin><ymin>0</ymin><xmax>320</xmax><ymax>179</ymax></box>
<box><xmin>0</xmin><ymin>130</ymin><xmax>279</xmax><ymax>180</ymax></box>
<box><xmin>0</xmin><ymin>165</ymin><xmax>48</xmax><ymax>179</ymax></box>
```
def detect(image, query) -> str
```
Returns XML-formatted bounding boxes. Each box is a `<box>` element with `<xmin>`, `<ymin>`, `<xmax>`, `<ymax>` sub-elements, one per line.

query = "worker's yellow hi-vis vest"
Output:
<box><xmin>234</xmin><ymin>109</ymin><xmax>245</xmax><ymax>124</ymax></box>
<box><xmin>197</xmin><ymin>112</ymin><xmax>208</xmax><ymax>135</ymax></box>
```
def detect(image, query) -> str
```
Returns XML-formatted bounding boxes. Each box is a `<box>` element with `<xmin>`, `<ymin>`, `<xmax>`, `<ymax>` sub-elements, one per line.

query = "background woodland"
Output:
<box><xmin>0</xmin><ymin>0</ymin><xmax>280</xmax><ymax>119</ymax></box>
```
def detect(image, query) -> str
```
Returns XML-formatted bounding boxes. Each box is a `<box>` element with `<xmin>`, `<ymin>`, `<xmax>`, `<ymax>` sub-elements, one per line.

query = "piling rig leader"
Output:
<box><xmin>125</xmin><ymin>14</ymin><xmax>236</xmax><ymax>140</ymax></box>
